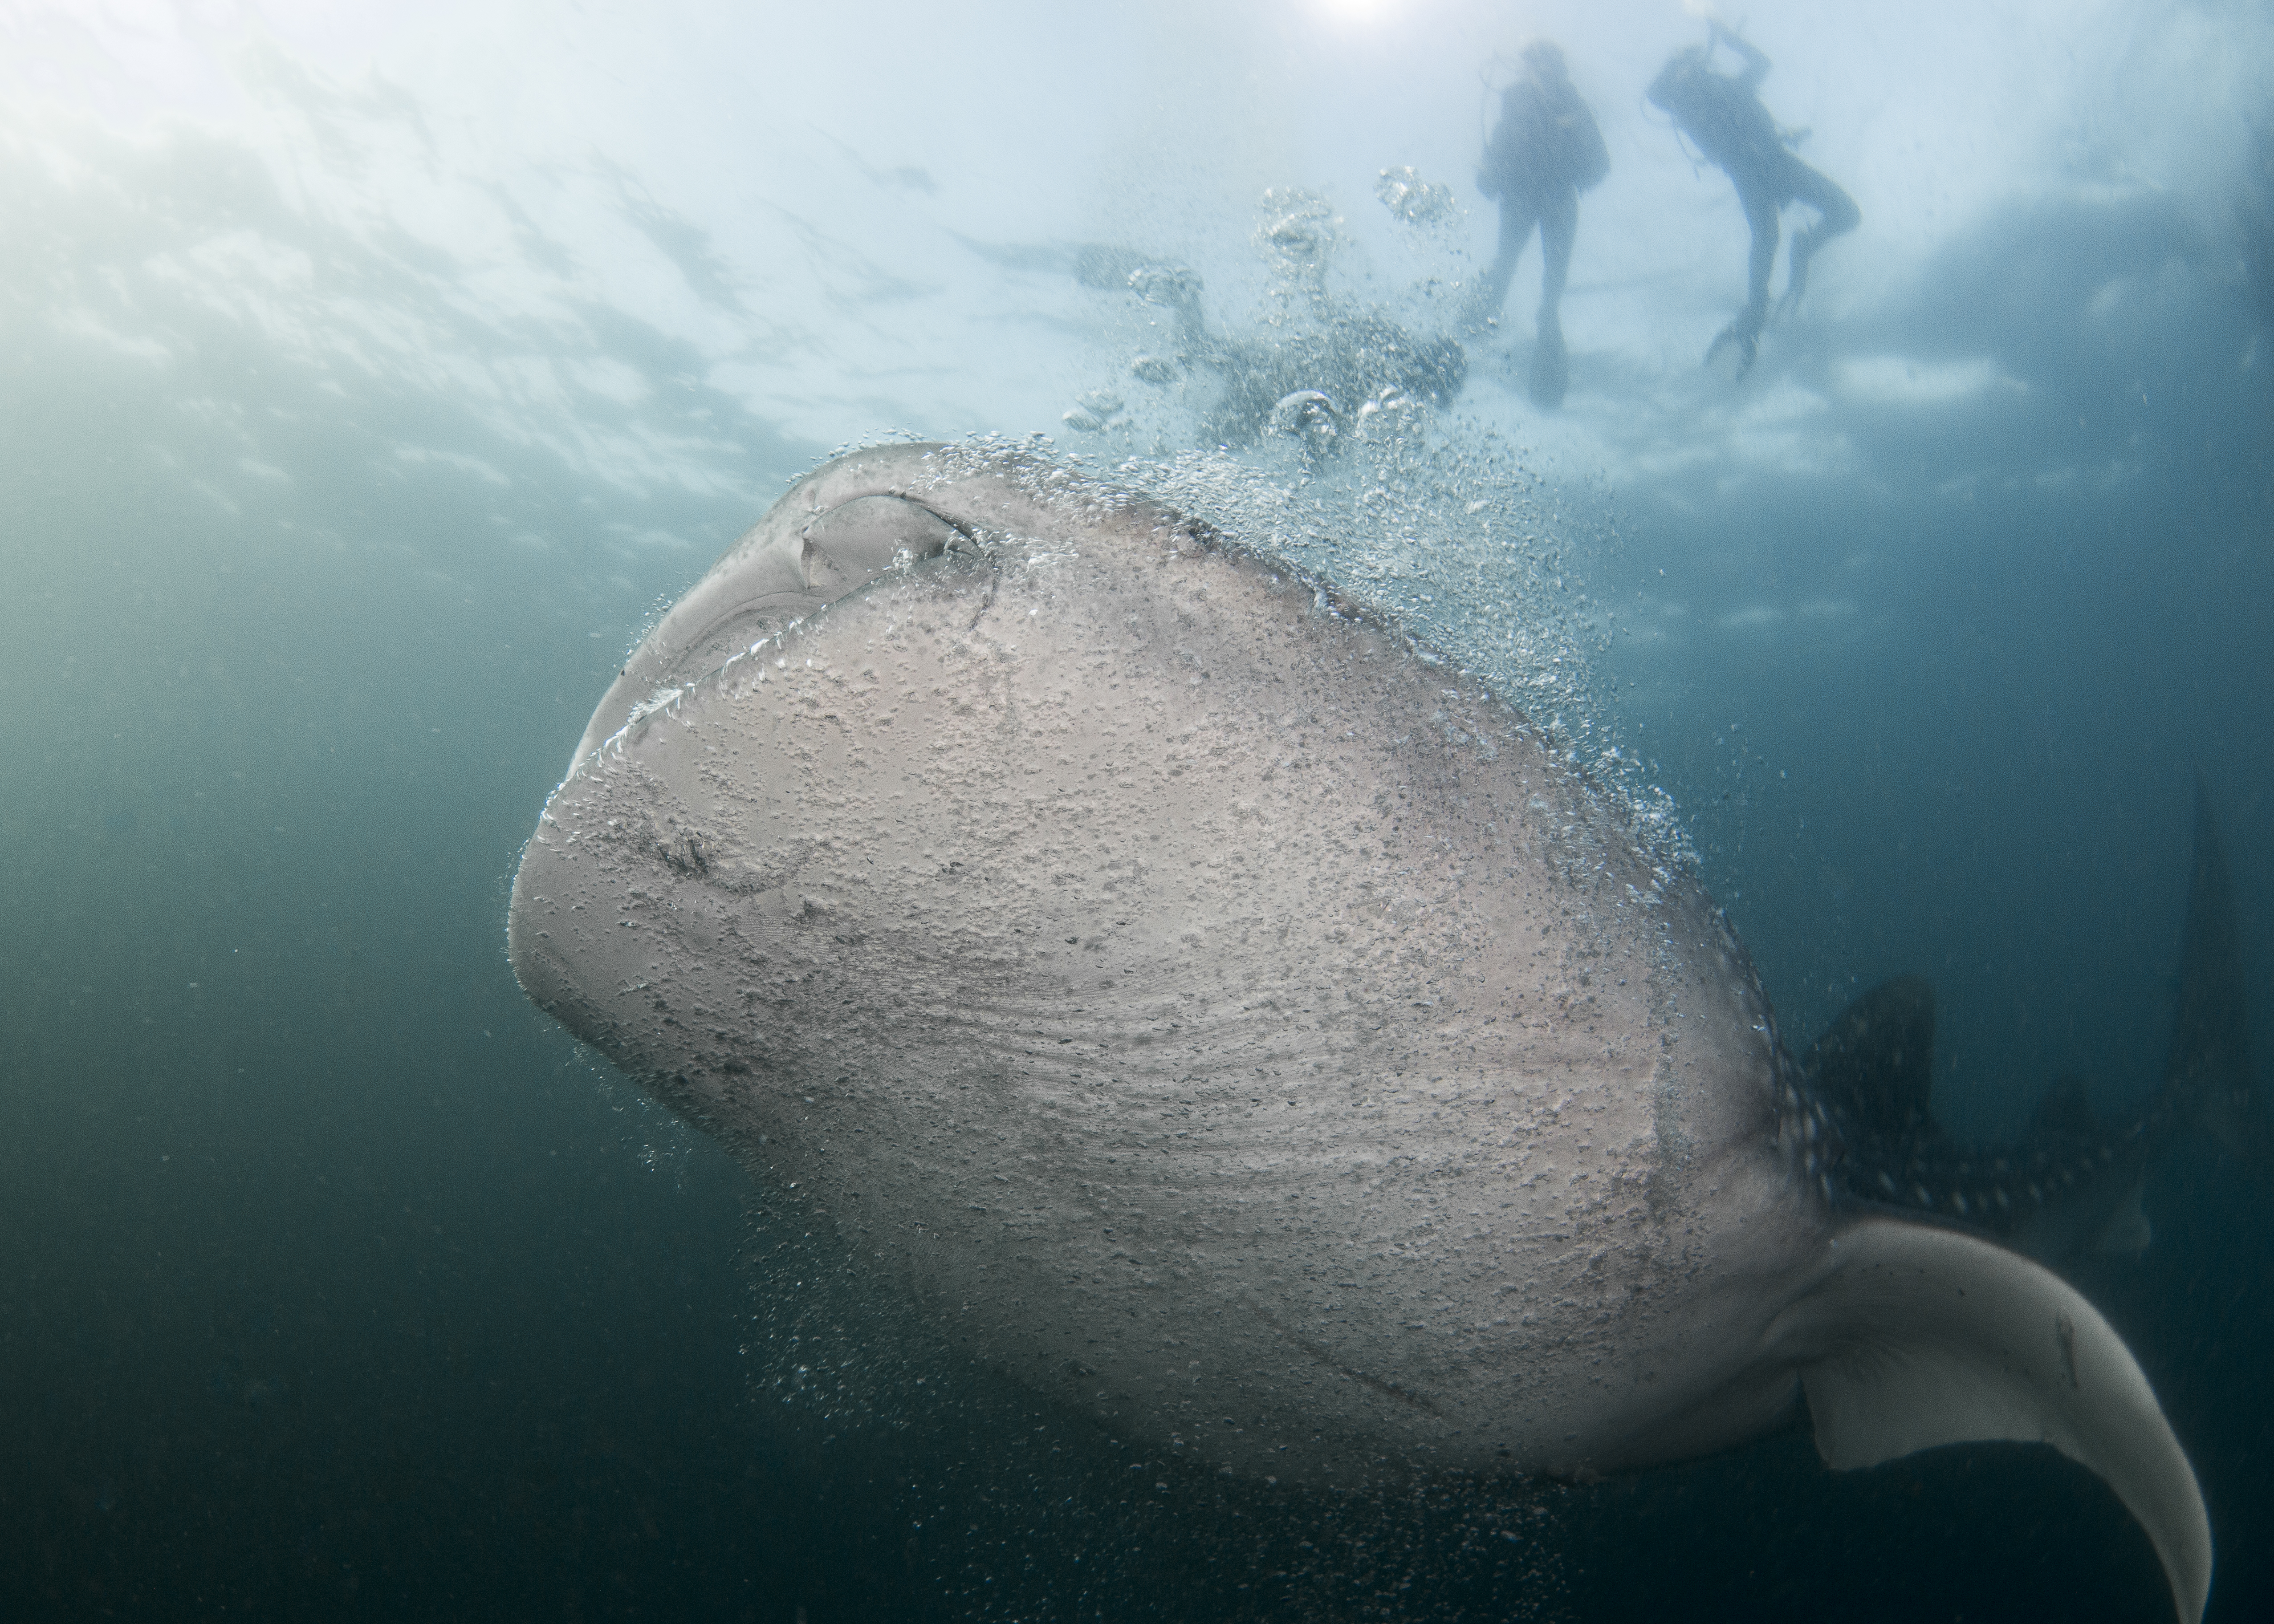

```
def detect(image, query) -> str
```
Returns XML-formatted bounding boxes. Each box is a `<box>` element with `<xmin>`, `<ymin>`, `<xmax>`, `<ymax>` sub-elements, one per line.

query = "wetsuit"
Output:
<box><xmin>1472</xmin><ymin>44</ymin><xmax>1608</xmax><ymax>407</ymax></box>
<box><xmin>1648</xmin><ymin>32</ymin><xmax>1858</xmax><ymax>374</ymax></box>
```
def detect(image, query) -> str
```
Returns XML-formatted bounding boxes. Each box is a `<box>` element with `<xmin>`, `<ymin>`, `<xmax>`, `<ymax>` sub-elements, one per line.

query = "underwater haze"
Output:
<box><xmin>3</xmin><ymin>0</ymin><xmax>2270</xmax><ymax>1619</ymax></box>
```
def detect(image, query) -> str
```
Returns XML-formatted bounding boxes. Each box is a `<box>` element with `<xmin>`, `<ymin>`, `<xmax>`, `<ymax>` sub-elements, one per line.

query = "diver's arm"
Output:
<box><xmin>1709</xmin><ymin>21</ymin><xmax>1771</xmax><ymax>89</ymax></box>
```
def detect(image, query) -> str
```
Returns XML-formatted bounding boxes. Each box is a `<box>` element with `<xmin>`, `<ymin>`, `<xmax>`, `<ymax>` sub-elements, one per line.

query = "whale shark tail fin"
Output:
<box><xmin>1774</xmin><ymin>1216</ymin><xmax>2210</xmax><ymax>1624</ymax></box>
<box><xmin>2163</xmin><ymin>777</ymin><xmax>2259</xmax><ymax>1162</ymax></box>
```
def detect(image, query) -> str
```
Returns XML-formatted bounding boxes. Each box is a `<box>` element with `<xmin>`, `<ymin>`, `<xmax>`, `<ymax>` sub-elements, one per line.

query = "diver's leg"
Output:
<box><xmin>1528</xmin><ymin>187</ymin><xmax>1577</xmax><ymax>408</ymax></box>
<box><xmin>1469</xmin><ymin>200</ymin><xmax>1536</xmax><ymax>330</ymax></box>
<box><xmin>1536</xmin><ymin>187</ymin><xmax>1576</xmax><ymax>327</ymax></box>
<box><xmin>1778</xmin><ymin>162</ymin><xmax>1860</xmax><ymax>316</ymax></box>
<box><xmin>1707</xmin><ymin>183</ymin><xmax>1779</xmax><ymax>376</ymax></box>
<box><xmin>1741</xmin><ymin>186</ymin><xmax>1779</xmax><ymax>331</ymax></box>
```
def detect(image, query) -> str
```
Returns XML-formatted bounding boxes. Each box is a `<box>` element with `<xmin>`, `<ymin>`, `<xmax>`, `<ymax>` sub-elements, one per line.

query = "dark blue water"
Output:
<box><xmin>3</xmin><ymin>4</ymin><xmax>2269</xmax><ymax>1619</ymax></box>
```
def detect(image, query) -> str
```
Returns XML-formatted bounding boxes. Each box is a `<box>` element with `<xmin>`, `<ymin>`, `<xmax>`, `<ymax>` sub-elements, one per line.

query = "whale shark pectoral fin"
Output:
<box><xmin>1770</xmin><ymin>1216</ymin><xmax>2209</xmax><ymax>1624</ymax></box>
<box><xmin>2091</xmin><ymin>1182</ymin><xmax>2154</xmax><ymax>1259</ymax></box>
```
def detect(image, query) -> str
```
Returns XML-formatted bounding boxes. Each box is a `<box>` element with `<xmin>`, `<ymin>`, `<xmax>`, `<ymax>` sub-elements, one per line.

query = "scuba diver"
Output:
<box><xmin>1648</xmin><ymin>22</ymin><xmax>1858</xmax><ymax>377</ymax></box>
<box><xmin>1468</xmin><ymin>40</ymin><xmax>1609</xmax><ymax>409</ymax></box>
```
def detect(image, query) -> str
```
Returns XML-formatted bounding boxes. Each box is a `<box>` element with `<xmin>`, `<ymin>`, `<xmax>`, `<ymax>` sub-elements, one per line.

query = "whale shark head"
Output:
<box><xmin>507</xmin><ymin>443</ymin><xmax>2211</xmax><ymax>1622</ymax></box>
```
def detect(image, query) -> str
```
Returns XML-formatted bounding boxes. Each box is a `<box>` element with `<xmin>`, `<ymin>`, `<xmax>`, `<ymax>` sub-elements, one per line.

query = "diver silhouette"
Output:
<box><xmin>1648</xmin><ymin>22</ymin><xmax>1857</xmax><ymax>377</ymax></box>
<box><xmin>1469</xmin><ymin>40</ymin><xmax>1608</xmax><ymax>409</ymax></box>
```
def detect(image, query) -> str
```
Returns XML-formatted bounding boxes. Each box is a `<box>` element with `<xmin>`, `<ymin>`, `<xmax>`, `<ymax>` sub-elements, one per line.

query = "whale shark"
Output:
<box><xmin>1799</xmin><ymin>784</ymin><xmax>2254</xmax><ymax>1266</ymax></box>
<box><xmin>506</xmin><ymin>442</ymin><xmax>2211</xmax><ymax>1622</ymax></box>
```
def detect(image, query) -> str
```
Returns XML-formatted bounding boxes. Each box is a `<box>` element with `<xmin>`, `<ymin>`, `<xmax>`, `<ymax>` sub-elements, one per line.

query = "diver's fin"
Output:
<box><xmin>1769</xmin><ymin>1217</ymin><xmax>2209</xmax><ymax>1623</ymax></box>
<box><xmin>1800</xmin><ymin>974</ymin><xmax>1938</xmax><ymax>1141</ymax></box>
<box><xmin>1704</xmin><ymin>319</ymin><xmax>1759</xmax><ymax>378</ymax></box>
<box><xmin>2029</xmin><ymin>1073</ymin><xmax>2102</xmax><ymax>1141</ymax></box>
<box><xmin>2164</xmin><ymin>778</ymin><xmax>2254</xmax><ymax>1144</ymax></box>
